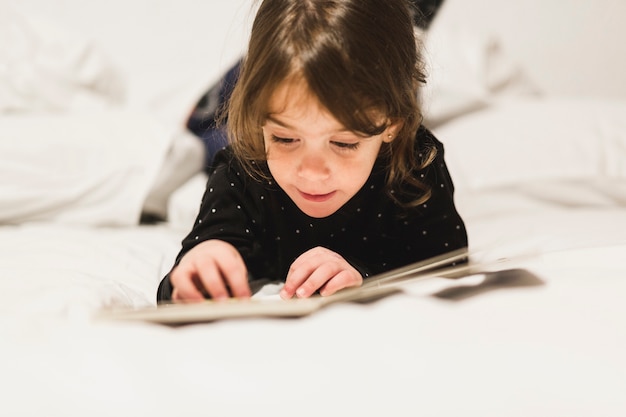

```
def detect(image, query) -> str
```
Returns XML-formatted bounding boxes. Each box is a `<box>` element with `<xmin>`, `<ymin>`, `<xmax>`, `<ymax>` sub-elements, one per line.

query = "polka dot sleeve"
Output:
<box><xmin>157</xmin><ymin>150</ymin><xmax>268</xmax><ymax>301</ymax></box>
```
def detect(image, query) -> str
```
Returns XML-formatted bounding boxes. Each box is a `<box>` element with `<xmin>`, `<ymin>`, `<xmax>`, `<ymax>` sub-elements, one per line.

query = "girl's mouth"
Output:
<box><xmin>299</xmin><ymin>190</ymin><xmax>336</xmax><ymax>202</ymax></box>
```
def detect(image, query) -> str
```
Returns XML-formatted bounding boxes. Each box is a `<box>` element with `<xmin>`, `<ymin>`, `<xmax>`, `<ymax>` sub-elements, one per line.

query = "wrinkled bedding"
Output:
<box><xmin>1</xmin><ymin>189</ymin><xmax>625</xmax><ymax>416</ymax></box>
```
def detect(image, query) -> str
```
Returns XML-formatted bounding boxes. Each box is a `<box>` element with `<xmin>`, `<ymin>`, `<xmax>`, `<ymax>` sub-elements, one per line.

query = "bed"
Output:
<box><xmin>2</xmin><ymin>0</ymin><xmax>625</xmax><ymax>415</ymax></box>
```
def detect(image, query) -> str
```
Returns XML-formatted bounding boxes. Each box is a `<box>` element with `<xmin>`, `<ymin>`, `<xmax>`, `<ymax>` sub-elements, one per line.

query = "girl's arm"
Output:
<box><xmin>157</xmin><ymin>150</ymin><xmax>263</xmax><ymax>302</ymax></box>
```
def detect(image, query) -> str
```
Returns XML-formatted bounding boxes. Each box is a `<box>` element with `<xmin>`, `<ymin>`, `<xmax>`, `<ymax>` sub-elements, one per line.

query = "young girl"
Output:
<box><xmin>186</xmin><ymin>0</ymin><xmax>445</xmax><ymax>170</ymax></box>
<box><xmin>157</xmin><ymin>0</ymin><xmax>468</xmax><ymax>302</ymax></box>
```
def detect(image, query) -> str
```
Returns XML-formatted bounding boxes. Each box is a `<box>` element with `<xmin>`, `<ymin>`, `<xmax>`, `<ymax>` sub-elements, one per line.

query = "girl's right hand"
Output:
<box><xmin>170</xmin><ymin>240</ymin><xmax>251</xmax><ymax>302</ymax></box>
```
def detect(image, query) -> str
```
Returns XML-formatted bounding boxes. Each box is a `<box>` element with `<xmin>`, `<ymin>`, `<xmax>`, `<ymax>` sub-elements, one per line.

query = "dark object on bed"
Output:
<box><xmin>410</xmin><ymin>0</ymin><xmax>445</xmax><ymax>28</ymax></box>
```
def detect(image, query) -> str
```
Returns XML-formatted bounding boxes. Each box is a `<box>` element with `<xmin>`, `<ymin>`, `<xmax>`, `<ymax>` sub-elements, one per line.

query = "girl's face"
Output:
<box><xmin>262</xmin><ymin>81</ymin><xmax>396</xmax><ymax>218</ymax></box>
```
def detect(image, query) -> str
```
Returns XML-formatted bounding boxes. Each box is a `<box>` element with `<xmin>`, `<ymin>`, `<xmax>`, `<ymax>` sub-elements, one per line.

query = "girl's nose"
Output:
<box><xmin>297</xmin><ymin>151</ymin><xmax>330</xmax><ymax>182</ymax></box>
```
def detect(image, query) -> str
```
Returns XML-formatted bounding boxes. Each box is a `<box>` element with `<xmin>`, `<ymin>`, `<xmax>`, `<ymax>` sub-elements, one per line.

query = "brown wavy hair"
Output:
<box><xmin>226</xmin><ymin>0</ymin><xmax>435</xmax><ymax>207</ymax></box>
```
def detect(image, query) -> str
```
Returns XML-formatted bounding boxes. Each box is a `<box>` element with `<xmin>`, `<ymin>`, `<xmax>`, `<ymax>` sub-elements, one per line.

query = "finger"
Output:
<box><xmin>280</xmin><ymin>260</ymin><xmax>317</xmax><ymax>299</ymax></box>
<box><xmin>196</xmin><ymin>259</ymin><xmax>230</xmax><ymax>300</ymax></box>
<box><xmin>170</xmin><ymin>266</ymin><xmax>206</xmax><ymax>302</ymax></box>
<box><xmin>281</xmin><ymin>247</ymin><xmax>342</xmax><ymax>299</ymax></box>
<box><xmin>318</xmin><ymin>269</ymin><xmax>362</xmax><ymax>297</ymax></box>
<box><xmin>293</xmin><ymin>262</ymin><xmax>344</xmax><ymax>299</ymax></box>
<box><xmin>217</xmin><ymin>249</ymin><xmax>251</xmax><ymax>299</ymax></box>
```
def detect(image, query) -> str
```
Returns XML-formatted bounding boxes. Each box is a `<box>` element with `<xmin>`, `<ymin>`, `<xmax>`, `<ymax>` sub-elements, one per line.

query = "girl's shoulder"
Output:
<box><xmin>206</xmin><ymin>146</ymin><xmax>257</xmax><ymax>192</ymax></box>
<box><xmin>210</xmin><ymin>146</ymin><xmax>268</xmax><ymax>182</ymax></box>
<box><xmin>208</xmin><ymin>146</ymin><xmax>280</xmax><ymax>199</ymax></box>
<box><xmin>415</xmin><ymin>125</ymin><xmax>444</xmax><ymax>156</ymax></box>
<box><xmin>210</xmin><ymin>145</ymin><xmax>239</xmax><ymax>172</ymax></box>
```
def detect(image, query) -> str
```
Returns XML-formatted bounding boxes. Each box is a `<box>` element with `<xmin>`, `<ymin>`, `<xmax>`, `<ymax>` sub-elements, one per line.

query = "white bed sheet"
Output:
<box><xmin>1</xmin><ymin>186</ymin><xmax>625</xmax><ymax>417</ymax></box>
<box><xmin>0</xmin><ymin>223</ymin><xmax>183</xmax><ymax>319</ymax></box>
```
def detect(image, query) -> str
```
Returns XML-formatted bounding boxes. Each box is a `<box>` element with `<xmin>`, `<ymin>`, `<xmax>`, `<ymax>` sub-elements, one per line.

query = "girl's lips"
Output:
<box><xmin>299</xmin><ymin>190</ymin><xmax>336</xmax><ymax>202</ymax></box>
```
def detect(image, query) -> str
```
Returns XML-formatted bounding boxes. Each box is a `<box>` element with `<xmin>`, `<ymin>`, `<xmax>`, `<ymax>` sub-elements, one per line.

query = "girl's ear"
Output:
<box><xmin>383</xmin><ymin>119</ymin><xmax>404</xmax><ymax>143</ymax></box>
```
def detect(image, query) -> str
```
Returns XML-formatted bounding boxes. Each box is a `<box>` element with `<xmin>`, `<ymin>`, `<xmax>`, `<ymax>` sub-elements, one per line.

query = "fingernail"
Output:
<box><xmin>296</xmin><ymin>288</ymin><xmax>306</xmax><ymax>298</ymax></box>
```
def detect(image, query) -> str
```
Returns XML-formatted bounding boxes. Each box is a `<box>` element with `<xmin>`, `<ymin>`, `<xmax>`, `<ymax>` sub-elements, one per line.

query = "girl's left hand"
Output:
<box><xmin>279</xmin><ymin>246</ymin><xmax>363</xmax><ymax>299</ymax></box>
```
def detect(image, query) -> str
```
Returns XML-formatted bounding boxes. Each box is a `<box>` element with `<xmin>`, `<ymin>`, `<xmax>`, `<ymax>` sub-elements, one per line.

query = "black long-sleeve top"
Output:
<box><xmin>157</xmin><ymin>126</ymin><xmax>467</xmax><ymax>301</ymax></box>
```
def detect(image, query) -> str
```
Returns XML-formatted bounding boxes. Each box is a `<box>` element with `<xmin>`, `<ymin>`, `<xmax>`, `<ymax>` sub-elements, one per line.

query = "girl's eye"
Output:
<box><xmin>331</xmin><ymin>141</ymin><xmax>360</xmax><ymax>150</ymax></box>
<box><xmin>270</xmin><ymin>135</ymin><xmax>359</xmax><ymax>151</ymax></box>
<box><xmin>271</xmin><ymin>135</ymin><xmax>296</xmax><ymax>145</ymax></box>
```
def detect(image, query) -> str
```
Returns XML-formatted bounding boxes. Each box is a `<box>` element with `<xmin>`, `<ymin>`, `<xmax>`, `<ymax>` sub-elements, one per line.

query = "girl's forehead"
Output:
<box><xmin>264</xmin><ymin>75</ymin><xmax>389</xmax><ymax>132</ymax></box>
<box><xmin>264</xmin><ymin>79</ymin><xmax>356</xmax><ymax>135</ymax></box>
<box><xmin>265</xmin><ymin>79</ymin><xmax>335</xmax><ymax>125</ymax></box>
<box><xmin>267</xmin><ymin>78</ymin><xmax>318</xmax><ymax>113</ymax></box>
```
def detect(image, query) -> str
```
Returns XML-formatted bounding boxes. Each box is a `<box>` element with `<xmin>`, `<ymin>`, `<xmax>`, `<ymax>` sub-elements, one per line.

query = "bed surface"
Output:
<box><xmin>2</xmin><ymin>0</ymin><xmax>625</xmax><ymax>416</ymax></box>
<box><xmin>2</xmin><ymin>185</ymin><xmax>624</xmax><ymax>416</ymax></box>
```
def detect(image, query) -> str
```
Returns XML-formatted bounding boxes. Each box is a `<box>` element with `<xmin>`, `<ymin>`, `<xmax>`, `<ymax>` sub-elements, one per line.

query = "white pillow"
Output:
<box><xmin>435</xmin><ymin>97</ymin><xmax>626</xmax><ymax>191</ymax></box>
<box><xmin>0</xmin><ymin>110</ymin><xmax>173</xmax><ymax>225</ymax></box>
<box><xmin>421</xmin><ymin>24</ymin><xmax>539</xmax><ymax>128</ymax></box>
<box><xmin>0</xmin><ymin>3</ymin><xmax>125</xmax><ymax>112</ymax></box>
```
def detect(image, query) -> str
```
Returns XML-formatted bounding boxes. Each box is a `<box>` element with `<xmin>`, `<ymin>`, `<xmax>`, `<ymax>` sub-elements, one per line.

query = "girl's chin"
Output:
<box><xmin>295</xmin><ymin>200</ymin><xmax>341</xmax><ymax>219</ymax></box>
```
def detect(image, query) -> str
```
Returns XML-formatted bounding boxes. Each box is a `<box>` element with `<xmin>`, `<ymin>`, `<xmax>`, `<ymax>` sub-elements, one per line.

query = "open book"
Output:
<box><xmin>98</xmin><ymin>248</ymin><xmax>474</xmax><ymax>325</ymax></box>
